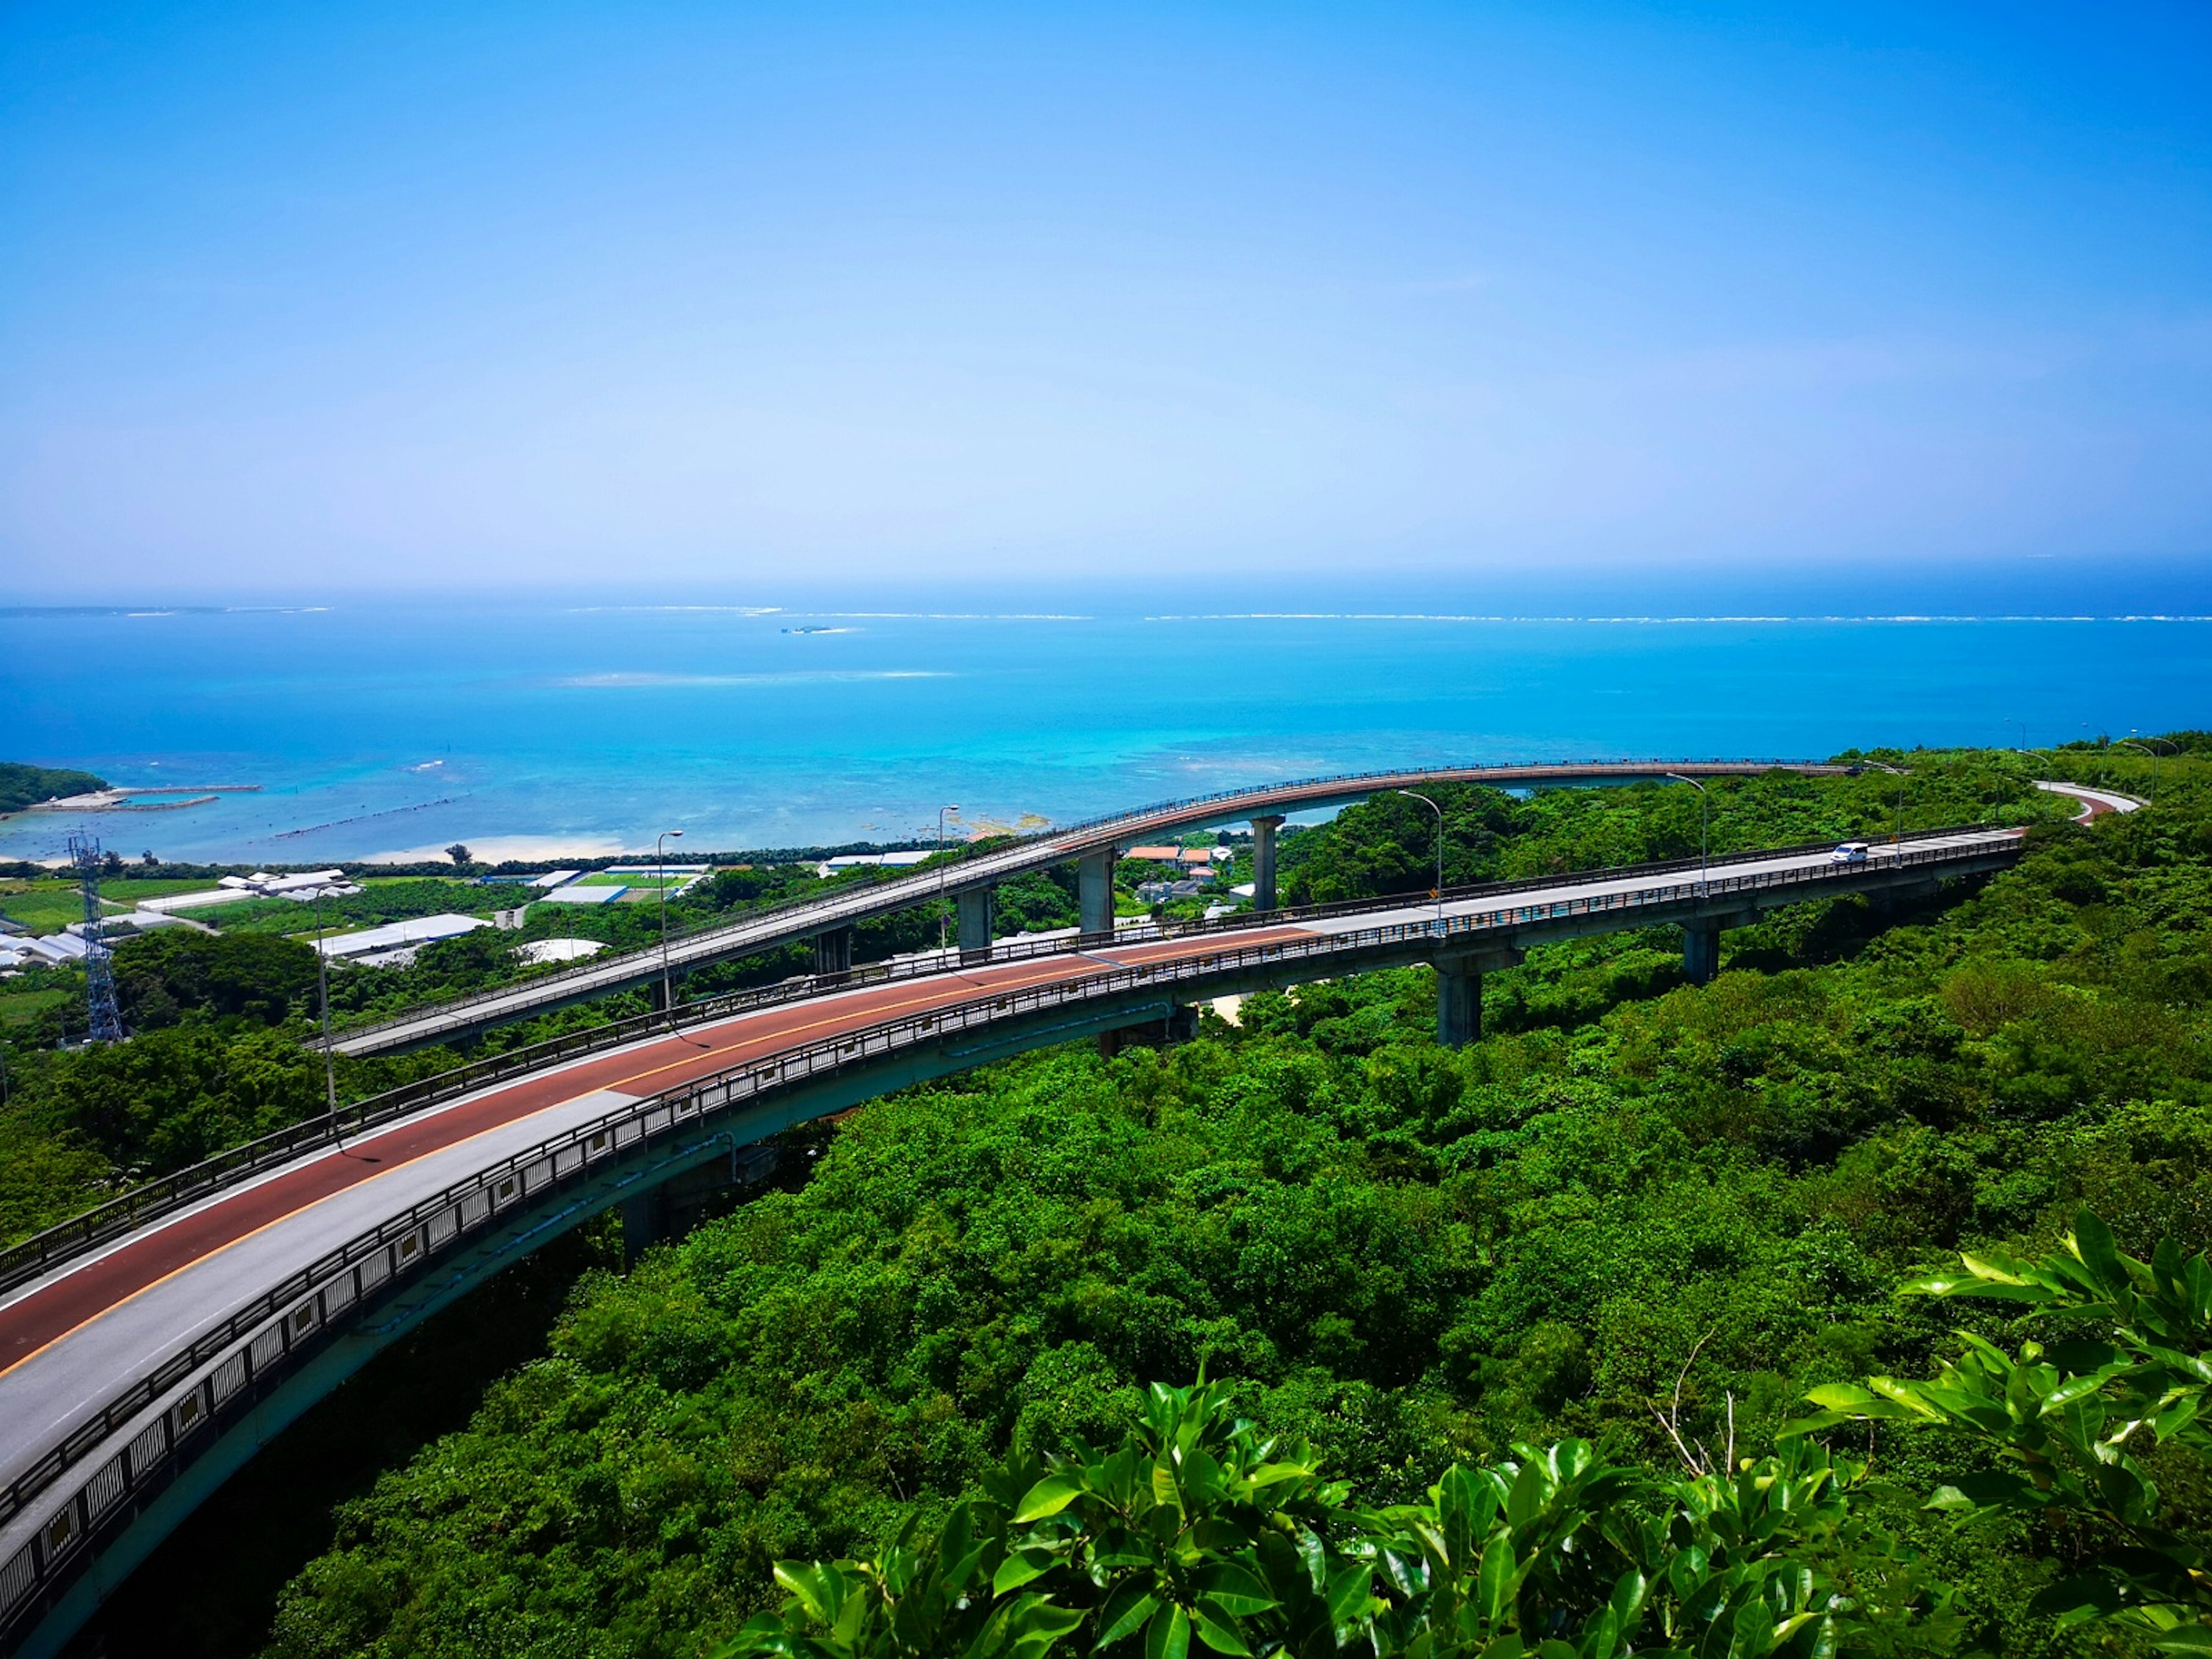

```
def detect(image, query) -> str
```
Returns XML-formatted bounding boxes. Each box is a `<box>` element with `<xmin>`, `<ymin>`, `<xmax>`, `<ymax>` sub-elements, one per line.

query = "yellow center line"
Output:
<box><xmin>0</xmin><ymin>956</ymin><xmax>1131</xmax><ymax>1381</ymax></box>
<box><xmin>1</xmin><ymin>928</ymin><xmax>1315</xmax><ymax>1387</ymax></box>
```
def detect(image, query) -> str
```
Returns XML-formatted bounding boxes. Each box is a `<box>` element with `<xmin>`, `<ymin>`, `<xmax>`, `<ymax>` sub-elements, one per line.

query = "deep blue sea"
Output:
<box><xmin>2</xmin><ymin>590</ymin><xmax>2207</xmax><ymax>863</ymax></box>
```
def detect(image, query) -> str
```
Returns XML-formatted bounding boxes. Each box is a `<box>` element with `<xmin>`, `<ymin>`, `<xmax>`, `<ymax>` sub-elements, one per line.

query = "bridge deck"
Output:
<box><xmin>0</xmin><ymin>819</ymin><xmax>2043</xmax><ymax>1655</ymax></box>
<box><xmin>329</xmin><ymin>760</ymin><xmax>1854</xmax><ymax>1055</ymax></box>
<box><xmin>0</xmin><ymin>828</ymin><xmax>2018</xmax><ymax>1488</ymax></box>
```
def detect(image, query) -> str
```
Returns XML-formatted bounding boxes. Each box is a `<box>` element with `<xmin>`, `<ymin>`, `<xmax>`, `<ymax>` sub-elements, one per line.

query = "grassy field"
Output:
<box><xmin>0</xmin><ymin>987</ymin><xmax>70</xmax><ymax>1031</ymax></box>
<box><xmin>0</xmin><ymin>884</ymin><xmax>87</xmax><ymax>935</ymax></box>
<box><xmin>98</xmin><ymin>878</ymin><xmax>230</xmax><ymax>901</ymax></box>
<box><xmin>206</xmin><ymin>878</ymin><xmax>503</xmax><ymax>938</ymax></box>
<box><xmin>0</xmin><ymin>877</ymin><xmax>234</xmax><ymax>934</ymax></box>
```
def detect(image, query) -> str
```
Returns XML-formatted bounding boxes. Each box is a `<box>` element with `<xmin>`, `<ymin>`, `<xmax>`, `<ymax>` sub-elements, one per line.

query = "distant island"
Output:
<box><xmin>0</xmin><ymin>761</ymin><xmax>109</xmax><ymax>816</ymax></box>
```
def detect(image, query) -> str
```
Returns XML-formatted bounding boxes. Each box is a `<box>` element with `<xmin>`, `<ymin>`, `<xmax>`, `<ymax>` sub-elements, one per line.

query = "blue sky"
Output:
<box><xmin>2</xmin><ymin>2</ymin><xmax>2207</xmax><ymax>597</ymax></box>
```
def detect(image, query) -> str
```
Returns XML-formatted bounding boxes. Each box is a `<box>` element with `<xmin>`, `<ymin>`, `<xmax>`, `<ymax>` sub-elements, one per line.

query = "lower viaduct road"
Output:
<box><xmin>330</xmin><ymin>759</ymin><xmax>1862</xmax><ymax>1056</ymax></box>
<box><xmin>0</xmin><ymin>786</ymin><xmax>2121</xmax><ymax>1657</ymax></box>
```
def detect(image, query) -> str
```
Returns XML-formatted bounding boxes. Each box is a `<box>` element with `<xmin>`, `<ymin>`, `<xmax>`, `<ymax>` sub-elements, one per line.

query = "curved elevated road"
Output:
<box><xmin>2</xmin><ymin>830</ymin><xmax>2025</xmax><ymax>1654</ymax></box>
<box><xmin>331</xmin><ymin>760</ymin><xmax>1855</xmax><ymax>1055</ymax></box>
<box><xmin>2</xmin><ymin>782</ymin><xmax>2115</xmax><ymax>1657</ymax></box>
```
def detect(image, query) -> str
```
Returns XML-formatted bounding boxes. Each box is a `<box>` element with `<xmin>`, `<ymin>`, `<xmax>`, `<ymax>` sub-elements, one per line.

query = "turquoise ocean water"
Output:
<box><xmin>2</xmin><ymin>597</ymin><xmax>2206</xmax><ymax>863</ymax></box>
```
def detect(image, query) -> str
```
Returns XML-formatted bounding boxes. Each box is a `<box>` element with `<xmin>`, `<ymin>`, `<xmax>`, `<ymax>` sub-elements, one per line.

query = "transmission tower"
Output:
<box><xmin>66</xmin><ymin>832</ymin><xmax>124</xmax><ymax>1043</ymax></box>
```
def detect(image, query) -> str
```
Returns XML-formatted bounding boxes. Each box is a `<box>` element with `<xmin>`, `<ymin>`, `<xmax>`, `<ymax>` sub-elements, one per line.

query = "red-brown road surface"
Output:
<box><xmin>0</xmin><ymin>927</ymin><xmax>1309</xmax><ymax>1383</ymax></box>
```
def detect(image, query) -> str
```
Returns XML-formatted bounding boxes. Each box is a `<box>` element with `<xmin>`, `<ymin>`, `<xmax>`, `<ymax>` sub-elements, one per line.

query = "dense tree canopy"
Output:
<box><xmin>251</xmin><ymin>744</ymin><xmax>2212</xmax><ymax>1658</ymax></box>
<box><xmin>5</xmin><ymin>741</ymin><xmax>2207</xmax><ymax>1656</ymax></box>
<box><xmin>0</xmin><ymin>759</ymin><xmax>107</xmax><ymax>813</ymax></box>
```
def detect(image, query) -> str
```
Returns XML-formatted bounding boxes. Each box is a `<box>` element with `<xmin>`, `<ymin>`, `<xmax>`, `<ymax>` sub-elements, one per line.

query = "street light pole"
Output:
<box><xmin>936</xmin><ymin>805</ymin><xmax>960</xmax><ymax>956</ymax></box>
<box><xmin>657</xmin><ymin>829</ymin><xmax>684</xmax><ymax>1030</ymax></box>
<box><xmin>2114</xmin><ymin>737</ymin><xmax>2173</xmax><ymax>801</ymax></box>
<box><xmin>1396</xmin><ymin>790</ymin><xmax>1445</xmax><ymax>935</ymax></box>
<box><xmin>1663</xmin><ymin>774</ymin><xmax>1710</xmax><ymax>896</ymax></box>
<box><xmin>1861</xmin><ymin>760</ymin><xmax>1907</xmax><ymax>854</ymax></box>
<box><xmin>312</xmin><ymin>882</ymin><xmax>342</xmax><ymax>1149</ymax></box>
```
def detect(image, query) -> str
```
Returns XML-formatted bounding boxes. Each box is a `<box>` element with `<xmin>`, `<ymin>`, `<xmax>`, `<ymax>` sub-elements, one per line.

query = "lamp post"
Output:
<box><xmin>657</xmin><ymin>830</ymin><xmax>683</xmax><ymax>1029</ymax></box>
<box><xmin>1861</xmin><ymin>760</ymin><xmax>1907</xmax><ymax>854</ymax></box>
<box><xmin>936</xmin><ymin>805</ymin><xmax>960</xmax><ymax>956</ymax></box>
<box><xmin>1662</xmin><ymin>774</ymin><xmax>1710</xmax><ymax>896</ymax></box>
<box><xmin>312</xmin><ymin>881</ymin><xmax>339</xmax><ymax>1142</ymax></box>
<box><xmin>1396</xmin><ymin>790</ymin><xmax>1445</xmax><ymax>935</ymax></box>
<box><xmin>2114</xmin><ymin>737</ymin><xmax>2174</xmax><ymax>801</ymax></box>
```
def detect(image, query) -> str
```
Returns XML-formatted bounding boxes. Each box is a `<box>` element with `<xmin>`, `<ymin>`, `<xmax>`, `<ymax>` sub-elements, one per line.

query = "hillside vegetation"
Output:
<box><xmin>233</xmin><ymin>741</ymin><xmax>2212</xmax><ymax>1658</ymax></box>
<box><xmin>0</xmin><ymin>760</ymin><xmax>107</xmax><ymax>815</ymax></box>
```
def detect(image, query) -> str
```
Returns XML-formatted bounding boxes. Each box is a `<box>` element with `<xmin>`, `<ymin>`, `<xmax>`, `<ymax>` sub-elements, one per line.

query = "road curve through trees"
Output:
<box><xmin>331</xmin><ymin>760</ymin><xmax>1858</xmax><ymax>1055</ymax></box>
<box><xmin>1</xmin><ymin>779</ymin><xmax>2125</xmax><ymax>1657</ymax></box>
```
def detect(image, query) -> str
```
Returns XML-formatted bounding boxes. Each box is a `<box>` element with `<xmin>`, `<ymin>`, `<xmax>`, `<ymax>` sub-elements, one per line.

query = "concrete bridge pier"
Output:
<box><xmin>1435</xmin><ymin>946</ymin><xmax>1524</xmax><ymax>1047</ymax></box>
<box><xmin>619</xmin><ymin>1191</ymin><xmax>661</xmax><ymax>1265</ymax></box>
<box><xmin>1865</xmin><ymin>878</ymin><xmax>1941</xmax><ymax>916</ymax></box>
<box><xmin>1078</xmin><ymin>849</ymin><xmax>1118</xmax><ymax>943</ymax></box>
<box><xmin>1251</xmin><ymin>815</ymin><xmax>1286</xmax><ymax>910</ymax></box>
<box><xmin>957</xmin><ymin>887</ymin><xmax>995</xmax><ymax>964</ymax></box>
<box><xmin>1437</xmin><ymin>963</ymin><xmax>1482</xmax><ymax>1047</ymax></box>
<box><xmin>1100</xmin><ymin>1003</ymin><xmax>1199</xmax><ymax>1059</ymax></box>
<box><xmin>1682</xmin><ymin>921</ymin><xmax>1722</xmax><ymax>986</ymax></box>
<box><xmin>811</xmin><ymin>924</ymin><xmax>855</xmax><ymax>979</ymax></box>
<box><xmin>621</xmin><ymin>1143</ymin><xmax>782</xmax><ymax>1266</ymax></box>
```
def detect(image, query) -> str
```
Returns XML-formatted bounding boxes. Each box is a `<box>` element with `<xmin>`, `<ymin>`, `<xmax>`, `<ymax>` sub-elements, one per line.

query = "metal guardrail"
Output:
<box><xmin>0</xmin><ymin>824</ymin><xmax>2022</xmax><ymax>1652</ymax></box>
<box><xmin>0</xmin><ymin>825</ymin><xmax>2004</xmax><ymax>1298</ymax></box>
<box><xmin>321</xmin><ymin>758</ymin><xmax>1854</xmax><ymax>1047</ymax></box>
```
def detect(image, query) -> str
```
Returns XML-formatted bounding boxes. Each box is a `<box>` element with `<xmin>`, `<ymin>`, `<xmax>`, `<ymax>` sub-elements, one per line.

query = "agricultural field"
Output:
<box><xmin>0</xmin><ymin>881</ymin><xmax>90</xmax><ymax>936</ymax></box>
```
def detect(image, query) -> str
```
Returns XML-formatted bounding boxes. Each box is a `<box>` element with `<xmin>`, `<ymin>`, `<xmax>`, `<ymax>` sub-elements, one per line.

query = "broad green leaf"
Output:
<box><xmin>1326</xmin><ymin>1563</ymin><xmax>1374</xmax><ymax>1627</ymax></box>
<box><xmin>1152</xmin><ymin>1459</ymin><xmax>1182</xmax><ymax>1516</ymax></box>
<box><xmin>771</xmin><ymin>1560</ymin><xmax>846</xmax><ymax>1628</ymax></box>
<box><xmin>1015</xmin><ymin>1474</ymin><xmax>1086</xmax><ymax>1524</ymax></box>
<box><xmin>1145</xmin><ymin>1601</ymin><xmax>1191</xmax><ymax>1659</ymax></box>
<box><xmin>1191</xmin><ymin>1600</ymin><xmax>1254</xmax><ymax>1656</ymax></box>
<box><xmin>1477</xmin><ymin>1535</ymin><xmax>1516</xmax><ymax>1625</ymax></box>
<box><xmin>2074</xmin><ymin>1210</ymin><xmax>2131</xmax><ymax>1296</ymax></box>
<box><xmin>995</xmin><ymin>1549</ymin><xmax>1057</xmax><ymax>1597</ymax></box>
<box><xmin>1194</xmin><ymin>1562</ymin><xmax>1277</xmax><ymax>1617</ymax></box>
<box><xmin>1095</xmin><ymin>1584</ymin><xmax>1161</xmax><ymax>1650</ymax></box>
<box><xmin>1007</xmin><ymin>1595</ymin><xmax>1086</xmax><ymax>1659</ymax></box>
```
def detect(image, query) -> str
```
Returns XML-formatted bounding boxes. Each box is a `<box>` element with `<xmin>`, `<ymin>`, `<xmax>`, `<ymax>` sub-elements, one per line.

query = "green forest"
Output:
<box><xmin>0</xmin><ymin>760</ymin><xmax>107</xmax><ymax>815</ymax></box>
<box><xmin>9</xmin><ymin>740</ymin><xmax>2212</xmax><ymax>1657</ymax></box>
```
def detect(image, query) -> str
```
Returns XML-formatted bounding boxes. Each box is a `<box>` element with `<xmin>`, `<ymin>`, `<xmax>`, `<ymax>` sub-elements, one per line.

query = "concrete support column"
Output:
<box><xmin>619</xmin><ymin>1189</ymin><xmax>661</xmax><ymax>1267</ymax></box>
<box><xmin>1078</xmin><ymin>850</ymin><xmax>1118</xmax><ymax>942</ymax></box>
<box><xmin>1251</xmin><ymin>815</ymin><xmax>1286</xmax><ymax>911</ymax></box>
<box><xmin>1437</xmin><ymin>961</ymin><xmax>1483</xmax><ymax>1048</ymax></box>
<box><xmin>647</xmin><ymin>977</ymin><xmax>669</xmax><ymax>1013</ymax></box>
<box><xmin>1683</xmin><ymin>921</ymin><xmax>1721</xmax><ymax>986</ymax></box>
<box><xmin>957</xmin><ymin>886</ymin><xmax>995</xmax><ymax>964</ymax></box>
<box><xmin>1100</xmin><ymin>1005</ymin><xmax>1199</xmax><ymax>1058</ymax></box>
<box><xmin>810</xmin><ymin>924</ymin><xmax>855</xmax><ymax>979</ymax></box>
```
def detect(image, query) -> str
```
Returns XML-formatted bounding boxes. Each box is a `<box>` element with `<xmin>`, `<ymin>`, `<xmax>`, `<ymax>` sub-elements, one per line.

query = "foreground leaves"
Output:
<box><xmin>719</xmin><ymin>1377</ymin><xmax>1957</xmax><ymax>1658</ymax></box>
<box><xmin>1791</xmin><ymin>1207</ymin><xmax>2212</xmax><ymax>1653</ymax></box>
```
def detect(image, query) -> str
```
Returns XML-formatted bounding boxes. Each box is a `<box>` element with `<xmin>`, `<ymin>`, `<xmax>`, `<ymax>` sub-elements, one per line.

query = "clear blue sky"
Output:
<box><xmin>2</xmin><ymin>2</ymin><xmax>2207</xmax><ymax>598</ymax></box>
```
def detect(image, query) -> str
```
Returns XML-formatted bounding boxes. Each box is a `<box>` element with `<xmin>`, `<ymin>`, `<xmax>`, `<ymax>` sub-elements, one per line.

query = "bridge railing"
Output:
<box><xmin>318</xmin><ymin>758</ymin><xmax>1854</xmax><ymax>1046</ymax></box>
<box><xmin>0</xmin><ymin>820</ymin><xmax>2021</xmax><ymax>1647</ymax></box>
<box><xmin>0</xmin><ymin>824</ymin><xmax>2009</xmax><ymax>1301</ymax></box>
